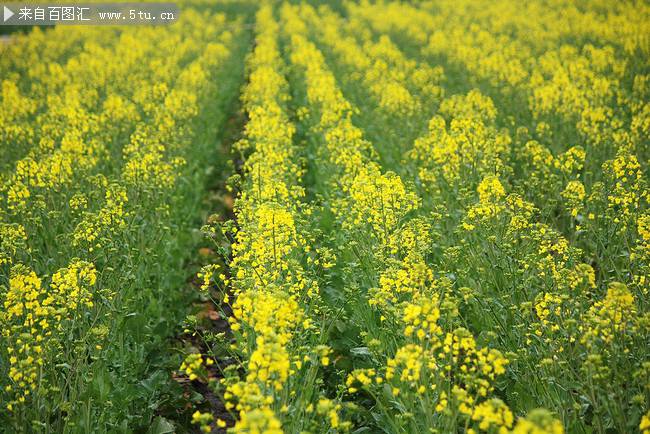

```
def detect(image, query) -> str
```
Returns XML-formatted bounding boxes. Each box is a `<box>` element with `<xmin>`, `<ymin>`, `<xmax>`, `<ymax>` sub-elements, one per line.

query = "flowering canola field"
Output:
<box><xmin>1</xmin><ymin>1</ymin><xmax>649</xmax><ymax>433</ymax></box>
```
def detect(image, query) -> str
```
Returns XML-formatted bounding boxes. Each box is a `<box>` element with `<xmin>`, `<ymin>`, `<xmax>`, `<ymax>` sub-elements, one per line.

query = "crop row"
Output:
<box><xmin>0</xmin><ymin>8</ymin><xmax>249</xmax><ymax>431</ymax></box>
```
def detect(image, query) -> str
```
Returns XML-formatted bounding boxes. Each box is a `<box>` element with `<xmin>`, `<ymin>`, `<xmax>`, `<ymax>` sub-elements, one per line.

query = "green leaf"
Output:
<box><xmin>146</xmin><ymin>417</ymin><xmax>175</xmax><ymax>434</ymax></box>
